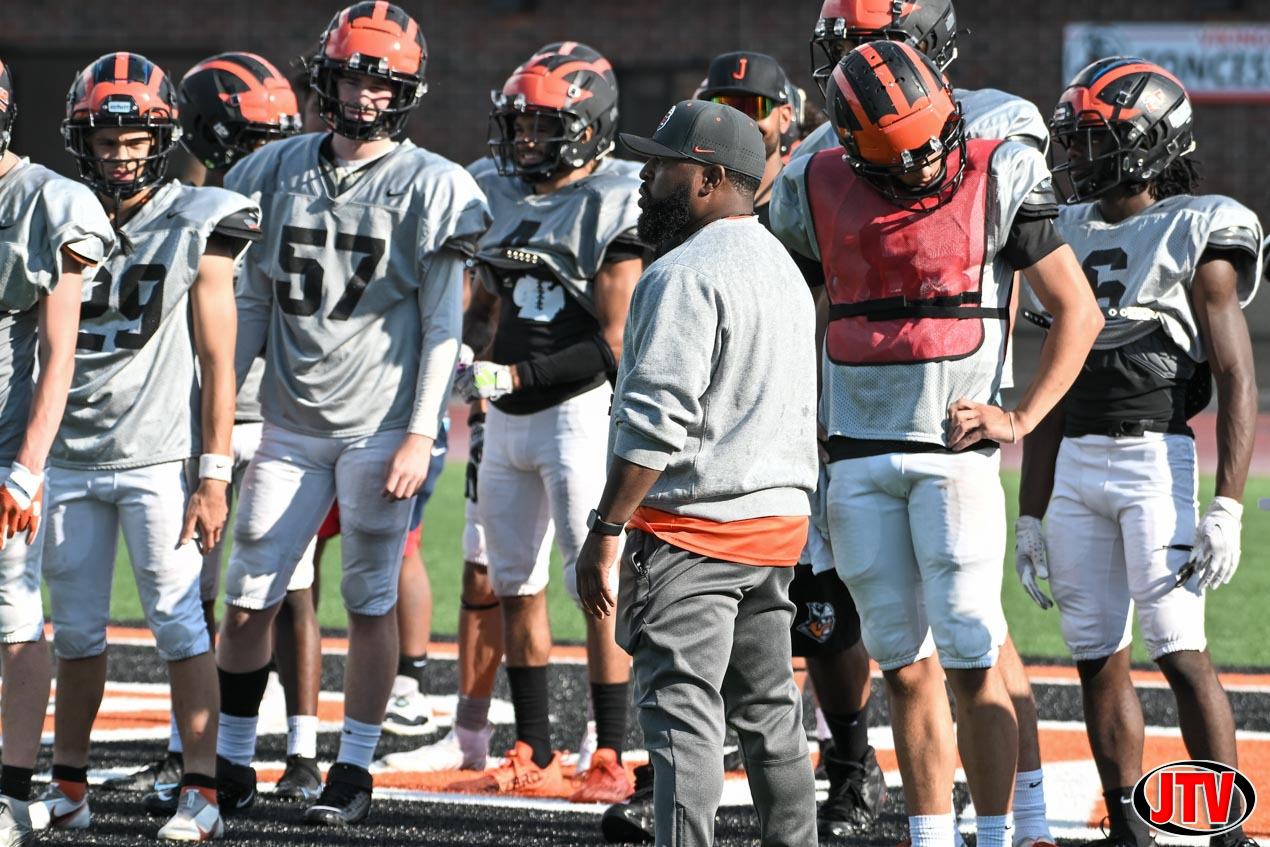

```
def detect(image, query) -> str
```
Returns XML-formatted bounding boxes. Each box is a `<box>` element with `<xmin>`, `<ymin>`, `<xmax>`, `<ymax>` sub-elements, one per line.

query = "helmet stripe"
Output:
<box><xmin>559</xmin><ymin>41</ymin><xmax>578</xmax><ymax>55</ymax></box>
<box><xmin>371</xmin><ymin>0</ymin><xmax>389</xmax><ymax>20</ymax></box>
<box><xmin>198</xmin><ymin>59</ymin><xmax>268</xmax><ymax>94</ymax></box>
<box><xmin>857</xmin><ymin>43</ymin><xmax>912</xmax><ymax>115</ymax></box>
<box><xmin>114</xmin><ymin>52</ymin><xmax>130</xmax><ymax>82</ymax></box>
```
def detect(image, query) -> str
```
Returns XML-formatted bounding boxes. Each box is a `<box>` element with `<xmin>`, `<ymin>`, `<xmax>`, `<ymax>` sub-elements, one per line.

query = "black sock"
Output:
<box><xmin>218</xmin><ymin>665</ymin><xmax>273</xmax><ymax>717</ymax></box>
<box><xmin>591</xmin><ymin>681</ymin><xmax>630</xmax><ymax>763</ymax></box>
<box><xmin>397</xmin><ymin>653</ymin><xmax>429</xmax><ymax>690</ymax></box>
<box><xmin>0</xmin><ymin>766</ymin><xmax>33</xmax><ymax>801</ymax></box>
<box><xmin>180</xmin><ymin>772</ymin><xmax>216</xmax><ymax>790</ymax></box>
<box><xmin>51</xmin><ymin>764</ymin><xmax>88</xmax><ymax>785</ymax></box>
<box><xmin>506</xmin><ymin>665</ymin><xmax>552</xmax><ymax>768</ymax></box>
<box><xmin>1106</xmin><ymin>786</ymin><xmax>1153</xmax><ymax>847</ymax></box>
<box><xmin>823</xmin><ymin>704</ymin><xmax>870</xmax><ymax>763</ymax></box>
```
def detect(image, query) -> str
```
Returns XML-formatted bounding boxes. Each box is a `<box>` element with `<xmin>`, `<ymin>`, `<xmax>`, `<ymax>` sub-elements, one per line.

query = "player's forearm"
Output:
<box><xmin>1011</xmin><ymin>293</ymin><xmax>1102</xmax><ymax>434</ymax></box>
<box><xmin>409</xmin><ymin>251</ymin><xmax>464</xmax><ymax>438</ymax></box>
<box><xmin>199</xmin><ymin>356</ymin><xmax>236</xmax><ymax>457</ymax></box>
<box><xmin>18</xmin><ymin>337</ymin><xmax>75</xmax><ymax>473</ymax></box>
<box><xmin>1018</xmin><ymin>401</ymin><xmax>1065</xmax><ymax>519</ymax></box>
<box><xmin>1212</xmin><ymin>363</ymin><xmax>1256</xmax><ymax>501</ymax></box>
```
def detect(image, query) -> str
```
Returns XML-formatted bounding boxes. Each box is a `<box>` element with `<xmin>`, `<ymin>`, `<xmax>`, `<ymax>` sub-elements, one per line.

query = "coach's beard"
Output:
<box><xmin>637</xmin><ymin>182</ymin><xmax>694</xmax><ymax>253</ymax></box>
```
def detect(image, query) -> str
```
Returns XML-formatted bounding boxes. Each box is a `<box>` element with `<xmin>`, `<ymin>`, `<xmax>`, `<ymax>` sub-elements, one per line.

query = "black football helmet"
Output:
<box><xmin>63</xmin><ymin>52</ymin><xmax>181</xmax><ymax>199</ymax></box>
<box><xmin>1049</xmin><ymin>57</ymin><xmax>1196</xmax><ymax>204</ymax></box>
<box><xmin>179</xmin><ymin>52</ymin><xmax>301</xmax><ymax>172</ymax></box>
<box><xmin>810</xmin><ymin>0</ymin><xmax>959</xmax><ymax>95</ymax></box>
<box><xmin>309</xmin><ymin>2</ymin><xmax>427</xmax><ymax>141</ymax></box>
<box><xmin>488</xmin><ymin>41</ymin><xmax>619</xmax><ymax>181</ymax></box>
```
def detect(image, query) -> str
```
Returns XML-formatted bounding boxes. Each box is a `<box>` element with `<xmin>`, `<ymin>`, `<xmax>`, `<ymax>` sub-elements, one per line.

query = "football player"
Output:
<box><xmin>1018</xmin><ymin>59</ymin><xmax>1261</xmax><ymax>847</ymax></box>
<box><xmin>31</xmin><ymin>51</ymin><xmax>259</xmax><ymax>842</ymax></box>
<box><xmin>98</xmin><ymin>49</ymin><xmax>320</xmax><ymax>810</ymax></box>
<box><xmin>442</xmin><ymin>41</ymin><xmax>640</xmax><ymax>803</ymax></box>
<box><xmin>0</xmin><ymin>57</ymin><xmax>114</xmax><ymax>847</ymax></box>
<box><xmin>771</xmin><ymin>3</ymin><xmax>1061</xmax><ymax>843</ymax></box>
<box><xmin>212</xmin><ymin>2</ymin><xmax>488</xmax><ymax>827</ymax></box>
<box><xmin>774</xmin><ymin>41</ymin><xmax>1102</xmax><ymax>847</ymax></box>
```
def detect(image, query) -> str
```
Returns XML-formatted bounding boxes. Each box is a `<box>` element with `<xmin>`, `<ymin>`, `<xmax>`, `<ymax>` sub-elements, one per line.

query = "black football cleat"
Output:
<box><xmin>304</xmin><ymin>763</ymin><xmax>372</xmax><ymax>826</ymax></box>
<box><xmin>274</xmin><ymin>755</ymin><xmax>323</xmax><ymax>802</ymax></box>
<box><xmin>819</xmin><ymin>745</ymin><xmax>886</xmax><ymax>839</ymax></box>
<box><xmin>600</xmin><ymin>762</ymin><xmax>655</xmax><ymax>843</ymax></box>
<box><xmin>215</xmin><ymin>755</ymin><xmax>257</xmax><ymax>816</ymax></box>
<box><xmin>103</xmin><ymin>751</ymin><xmax>183</xmax><ymax>793</ymax></box>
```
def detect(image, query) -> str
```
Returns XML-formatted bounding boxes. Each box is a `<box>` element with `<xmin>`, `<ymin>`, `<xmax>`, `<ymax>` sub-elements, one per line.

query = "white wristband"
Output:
<box><xmin>6</xmin><ymin>462</ymin><xmax>43</xmax><ymax>508</ymax></box>
<box><xmin>198</xmin><ymin>454</ymin><xmax>233</xmax><ymax>482</ymax></box>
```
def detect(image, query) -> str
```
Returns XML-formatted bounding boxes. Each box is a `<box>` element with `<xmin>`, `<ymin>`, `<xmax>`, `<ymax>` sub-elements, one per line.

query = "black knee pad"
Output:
<box><xmin>789</xmin><ymin>564</ymin><xmax>862</xmax><ymax>658</ymax></box>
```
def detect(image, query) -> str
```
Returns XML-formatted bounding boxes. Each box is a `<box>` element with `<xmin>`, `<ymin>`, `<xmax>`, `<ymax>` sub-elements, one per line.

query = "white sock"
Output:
<box><xmin>287</xmin><ymin>714</ymin><xmax>319</xmax><ymax>760</ymax></box>
<box><xmin>1013</xmin><ymin>769</ymin><xmax>1052</xmax><ymax>845</ymax></box>
<box><xmin>815</xmin><ymin>707</ymin><xmax>830</xmax><ymax>742</ymax></box>
<box><xmin>336</xmin><ymin>716</ymin><xmax>382</xmax><ymax>771</ymax></box>
<box><xmin>217</xmin><ymin>714</ymin><xmax>259</xmax><ymax>767</ymax></box>
<box><xmin>168</xmin><ymin>712</ymin><xmax>183</xmax><ymax>754</ymax></box>
<box><xmin>911</xmin><ymin>813</ymin><xmax>956</xmax><ymax>847</ymax></box>
<box><xmin>976</xmin><ymin>813</ymin><xmax>1014</xmax><ymax>847</ymax></box>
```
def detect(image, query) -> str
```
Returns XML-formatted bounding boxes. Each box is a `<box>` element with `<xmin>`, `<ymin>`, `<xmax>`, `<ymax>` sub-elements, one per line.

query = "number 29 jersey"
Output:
<box><xmin>51</xmin><ymin>180</ymin><xmax>259</xmax><ymax>470</ymax></box>
<box><xmin>226</xmin><ymin>134</ymin><xmax>491</xmax><ymax>438</ymax></box>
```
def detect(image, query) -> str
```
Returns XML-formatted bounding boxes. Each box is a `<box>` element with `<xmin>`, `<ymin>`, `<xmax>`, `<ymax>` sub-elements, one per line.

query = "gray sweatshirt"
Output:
<box><xmin>610</xmin><ymin>216</ymin><xmax>818</xmax><ymax>521</ymax></box>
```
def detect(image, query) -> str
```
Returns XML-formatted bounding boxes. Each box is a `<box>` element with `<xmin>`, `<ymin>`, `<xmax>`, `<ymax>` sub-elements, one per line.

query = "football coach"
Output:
<box><xmin>575</xmin><ymin>100</ymin><xmax>819</xmax><ymax>847</ymax></box>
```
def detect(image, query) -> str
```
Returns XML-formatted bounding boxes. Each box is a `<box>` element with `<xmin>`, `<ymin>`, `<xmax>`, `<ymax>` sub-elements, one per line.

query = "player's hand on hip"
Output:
<box><xmin>1013</xmin><ymin>515</ymin><xmax>1053</xmax><ymax>610</ymax></box>
<box><xmin>455</xmin><ymin>361</ymin><xmax>514</xmax><ymax>402</ymax></box>
<box><xmin>947</xmin><ymin>398</ymin><xmax>1020</xmax><ymax>451</ymax></box>
<box><xmin>384</xmin><ymin>433</ymin><xmax>432</xmax><ymax>501</ymax></box>
<box><xmin>1186</xmin><ymin>497</ymin><xmax>1243</xmax><ymax>590</ymax></box>
<box><xmin>0</xmin><ymin>463</ymin><xmax>44</xmax><ymax>548</ymax></box>
<box><xmin>181</xmin><ymin>479</ymin><xmax>229</xmax><ymax>555</ymax></box>
<box><xmin>576</xmin><ymin>532</ymin><xmax>621</xmax><ymax>620</ymax></box>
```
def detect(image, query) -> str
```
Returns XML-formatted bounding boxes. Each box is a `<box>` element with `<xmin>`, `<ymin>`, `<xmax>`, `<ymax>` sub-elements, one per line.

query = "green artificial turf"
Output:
<box><xmin>91</xmin><ymin>465</ymin><xmax>1270</xmax><ymax>668</ymax></box>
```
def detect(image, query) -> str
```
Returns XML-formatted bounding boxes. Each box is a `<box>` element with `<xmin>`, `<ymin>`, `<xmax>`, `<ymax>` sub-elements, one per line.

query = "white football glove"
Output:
<box><xmin>455</xmin><ymin>361</ymin><xmax>514</xmax><ymax>401</ymax></box>
<box><xmin>1186</xmin><ymin>497</ymin><xmax>1243</xmax><ymax>591</ymax></box>
<box><xmin>1014</xmin><ymin>515</ymin><xmax>1053</xmax><ymax>610</ymax></box>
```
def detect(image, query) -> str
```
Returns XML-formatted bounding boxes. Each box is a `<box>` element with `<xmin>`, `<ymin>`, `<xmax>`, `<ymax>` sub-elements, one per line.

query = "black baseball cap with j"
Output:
<box><xmin>619</xmin><ymin>99</ymin><xmax>767</xmax><ymax>181</ymax></box>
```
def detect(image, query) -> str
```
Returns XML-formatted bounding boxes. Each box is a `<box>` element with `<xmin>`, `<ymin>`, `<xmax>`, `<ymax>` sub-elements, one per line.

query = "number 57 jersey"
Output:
<box><xmin>52</xmin><ymin>181</ymin><xmax>259</xmax><ymax>470</ymax></box>
<box><xmin>226</xmin><ymin>134</ymin><xmax>491</xmax><ymax>438</ymax></box>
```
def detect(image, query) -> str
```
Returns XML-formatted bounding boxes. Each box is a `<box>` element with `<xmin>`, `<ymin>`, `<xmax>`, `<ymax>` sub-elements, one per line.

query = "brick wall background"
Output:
<box><xmin>4</xmin><ymin>0</ymin><xmax>1269</xmax><ymax>362</ymax></box>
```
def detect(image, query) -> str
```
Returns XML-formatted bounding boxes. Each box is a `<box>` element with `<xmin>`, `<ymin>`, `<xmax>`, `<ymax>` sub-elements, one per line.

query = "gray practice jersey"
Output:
<box><xmin>0</xmin><ymin>159</ymin><xmax>115</xmax><ymax>464</ymax></box>
<box><xmin>812</xmin><ymin>142</ymin><xmax>1053</xmax><ymax>442</ymax></box>
<box><xmin>227</xmin><ymin>134</ymin><xmax>490</xmax><ymax>438</ymax></box>
<box><xmin>1035</xmin><ymin>194</ymin><xmax>1263</xmax><ymax>358</ymax></box>
<box><xmin>234</xmin><ymin>358</ymin><xmax>265</xmax><ymax>423</ymax></box>
<box><xmin>51</xmin><ymin>181</ymin><xmax>258</xmax><ymax>470</ymax></box>
<box><xmin>467</xmin><ymin>156</ymin><xmax>642</xmax><ymax>311</ymax></box>
<box><xmin>772</xmin><ymin>87</ymin><xmax>1048</xmax><ymax>262</ymax></box>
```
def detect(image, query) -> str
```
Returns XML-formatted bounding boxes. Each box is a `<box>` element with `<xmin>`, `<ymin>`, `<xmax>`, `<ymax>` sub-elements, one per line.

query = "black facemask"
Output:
<box><xmin>637</xmin><ymin>181</ymin><xmax>694</xmax><ymax>251</ymax></box>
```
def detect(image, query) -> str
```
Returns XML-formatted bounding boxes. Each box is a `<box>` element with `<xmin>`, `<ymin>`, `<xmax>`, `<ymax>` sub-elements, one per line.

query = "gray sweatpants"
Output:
<box><xmin>616</xmin><ymin>529</ymin><xmax>818</xmax><ymax>847</ymax></box>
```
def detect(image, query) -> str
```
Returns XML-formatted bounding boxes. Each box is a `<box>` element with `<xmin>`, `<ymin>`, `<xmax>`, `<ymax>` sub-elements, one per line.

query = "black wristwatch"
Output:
<box><xmin>587</xmin><ymin>508</ymin><xmax>625</xmax><ymax>537</ymax></box>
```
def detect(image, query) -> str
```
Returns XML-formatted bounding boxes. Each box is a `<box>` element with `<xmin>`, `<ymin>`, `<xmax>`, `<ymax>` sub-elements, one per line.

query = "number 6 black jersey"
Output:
<box><xmin>227</xmin><ymin>134</ymin><xmax>490</xmax><ymax>437</ymax></box>
<box><xmin>1031</xmin><ymin>195</ymin><xmax>1263</xmax><ymax>356</ymax></box>
<box><xmin>51</xmin><ymin>181</ymin><xmax>259</xmax><ymax>470</ymax></box>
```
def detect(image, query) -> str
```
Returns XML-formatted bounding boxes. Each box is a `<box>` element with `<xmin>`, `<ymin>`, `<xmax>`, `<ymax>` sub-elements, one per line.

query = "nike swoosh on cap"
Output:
<box><xmin>693</xmin><ymin>146</ymin><xmax>716</xmax><ymax>154</ymax></box>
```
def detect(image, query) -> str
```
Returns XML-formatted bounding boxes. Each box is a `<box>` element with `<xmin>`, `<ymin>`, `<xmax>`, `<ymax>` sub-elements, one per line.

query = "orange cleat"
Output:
<box><xmin>448</xmin><ymin>740</ymin><xmax>563</xmax><ymax>797</ymax></box>
<box><xmin>568</xmin><ymin>748</ymin><xmax>633</xmax><ymax>804</ymax></box>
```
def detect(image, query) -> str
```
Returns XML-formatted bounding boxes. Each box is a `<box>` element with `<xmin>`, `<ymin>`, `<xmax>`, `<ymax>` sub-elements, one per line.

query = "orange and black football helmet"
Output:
<box><xmin>1049</xmin><ymin>57</ymin><xmax>1195</xmax><ymax>204</ymax></box>
<box><xmin>0</xmin><ymin>58</ymin><xmax>15</xmax><ymax>157</ymax></box>
<box><xmin>488</xmin><ymin>41</ymin><xmax>619</xmax><ymax>181</ymax></box>
<box><xmin>826</xmin><ymin>41</ymin><xmax>965</xmax><ymax>209</ymax></box>
<box><xmin>811</xmin><ymin>0</ymin><xmax>958</xmax><ymax>96</ymax></box>
<box><xmin>63</xmin><ymin>52</ymin><xmax>180</xmax><ymax>199</ymax></box>
<box><xmin>179</xmin><ymin>52</ymin><xmax>301</xmax><ymax>172</ymax></box>
<box><xmin>309</xmin><ymin>1</ymin><xmax>427</xmax><ymax>141</ymax></box>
